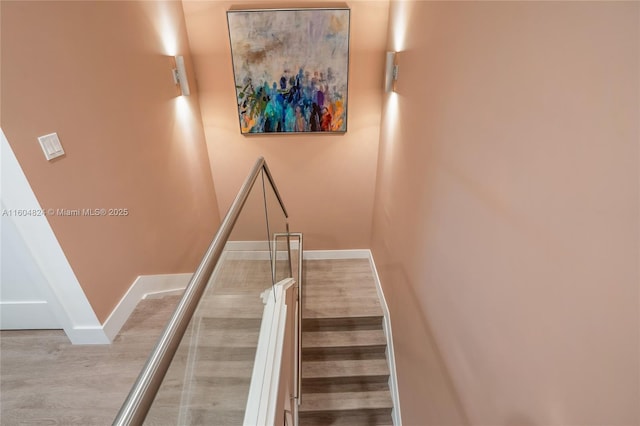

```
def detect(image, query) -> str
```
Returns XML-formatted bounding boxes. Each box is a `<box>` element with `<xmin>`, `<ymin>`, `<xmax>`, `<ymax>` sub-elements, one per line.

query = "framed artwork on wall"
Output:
<box><xmin>227</xmin><ymin>8</ymin><xmax>350</xmax><ymax>134</ymax></box>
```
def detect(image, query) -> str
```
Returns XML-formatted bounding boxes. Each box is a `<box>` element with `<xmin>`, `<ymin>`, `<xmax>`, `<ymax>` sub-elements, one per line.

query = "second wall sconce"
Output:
<box><xmin>385</xmin><ymin>51</ymin><xmax>399</xmax><ymax>93</ymax></box>
<box><xmin>172</xmin><ymin>55</ymin><xmax>190</xmax><ymax>96</ymax></box>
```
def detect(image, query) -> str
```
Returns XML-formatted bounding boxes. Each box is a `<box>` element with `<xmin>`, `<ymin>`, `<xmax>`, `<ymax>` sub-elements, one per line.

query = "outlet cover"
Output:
<box><xmin>37</xmin><ymin>132</ymin><xmax>65</xmax><ymax>161</ymax></box>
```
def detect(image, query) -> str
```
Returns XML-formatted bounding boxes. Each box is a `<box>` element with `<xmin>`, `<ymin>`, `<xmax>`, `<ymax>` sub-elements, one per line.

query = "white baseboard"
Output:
<box><xmin>0</xmin><ymin>300</ymin><xmax>60</xmax><ymax>330</ymax></box>
<box><xmin>66</xmin><ymin>326</ymin><xmax>111</xmax><ymax>344</ymax></box>
<box><xmin>367</xmin><ymin>251</ymin><xmax>403</xmax><ymax>426</ymax></box>
<box><xmin>0</xmin><ymin>300</ymin><xmax>109</xmax><ymax>344</ymax></box>
<box><xmin>302</xmin><ymin>249</ymin><xmax>370</xmax><ymax>260</ymax></box>
<box><xmin>102</xmin><ymin>273</ymin><xmax>192</xmax><ymax>341</ymax></box>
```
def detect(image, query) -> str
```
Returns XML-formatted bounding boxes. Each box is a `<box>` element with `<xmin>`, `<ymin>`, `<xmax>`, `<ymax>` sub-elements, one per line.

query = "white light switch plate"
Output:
<box><xmin>37</xmin><ymin>132</ymin><xmax>65</xmax><ymax>160</ymax></box>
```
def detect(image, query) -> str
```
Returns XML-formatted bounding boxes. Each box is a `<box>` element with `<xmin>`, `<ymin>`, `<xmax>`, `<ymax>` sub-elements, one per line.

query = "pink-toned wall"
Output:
<box><xmin>181</xmin><ymin>0</ymin><xmax>389</xmax><ymax>249</ymax></box>
<box><xmin>1</xmin><ymin>1</ymin><xmax>220</xmax><ymax>323</ymax></box>
<box><xmin>372</xmin><ymin>1</ymin><xmax>639</xmax><ymax>425</ymax></box>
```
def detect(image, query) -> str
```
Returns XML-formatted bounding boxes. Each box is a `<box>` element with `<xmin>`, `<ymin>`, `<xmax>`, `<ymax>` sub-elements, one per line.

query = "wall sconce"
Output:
<box><xmin>385</xmin><ymin>51</ymin><xmax>399</xmax><ymax>93</ymax></box>
<box><xmin>172</xmin><ymin>55</ymin><xmax>190</xmax><ymax>96</ymax></box>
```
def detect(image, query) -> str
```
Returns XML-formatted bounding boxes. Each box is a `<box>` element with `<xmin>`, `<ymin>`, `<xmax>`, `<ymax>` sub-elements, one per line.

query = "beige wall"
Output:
<box><xmin>372</xmin><ymin>1</ymin><xmax>639</xmax><ymax>425</ymax></box>
<box><xmin>182</xmin><ymin>0</ymin><xmax>388</xmax><ymax>249</ymax></box>
<box><xmin>1</xmin><ymin>1</ymin><xmax>220</xmax><ymax>322</ymax></box>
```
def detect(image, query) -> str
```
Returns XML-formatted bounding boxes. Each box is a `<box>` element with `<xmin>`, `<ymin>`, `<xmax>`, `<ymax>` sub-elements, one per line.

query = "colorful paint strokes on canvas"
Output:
<box><xmin>227</xmin><ymin>9</ymin><xmax>350</xmax><ymax>134</ymax></box>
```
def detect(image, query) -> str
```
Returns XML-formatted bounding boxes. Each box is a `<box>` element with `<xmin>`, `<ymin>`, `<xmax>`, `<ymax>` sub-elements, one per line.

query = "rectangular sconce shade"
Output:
<box><xmin>172</xmin><ymin>55</ymin><xmax>190</xmax><ymax>96</ymax></box>
<box><xmin>385</xmin><ymin>51</ymin><xmax>398</xmax><ymax>92</ymax></box>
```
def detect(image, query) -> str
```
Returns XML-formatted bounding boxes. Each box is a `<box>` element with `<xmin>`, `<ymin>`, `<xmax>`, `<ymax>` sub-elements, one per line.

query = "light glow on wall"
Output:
<box><xmin>174</xmin><ymin>96</ymin><xmax>196</xmax><ymax>161</ymax></box>
<box><xmin>141</xmin><ymin>0</ymin><xmax>178</xmax><ymax>55</ymax></box>
<box><xmin>173</xmin><ymin>94</ymin><xmax>206</xmax><ymax>187</ymax></box>
<box><xmin>175</xmin><ymin>95</ymin><xmax>199</xmax><ymax>156</ymax></box>
<box><xmin>384</xmin><ymin>91</ymin><xmax>400</xmax><ymax>142</ymax></box>
<box><xmin>391</xmin><ymin>1</ymin><xmax>409</xmax><ymax>52</ymax></box>
<box><xmin>175</xmin><ymin>95</ymin><xmax>191</xmax><ymax>126</ymax></box>
<box><xmin>391</xmin><ymin>0</ymin><xmax>412</xmax><ymax>52</ymax></box>
<box><xmin>158</xmin><ymin>3</ymin><xmax>178</xmax><ymax>55</ymax></box>
<box><xmin>384</xmin><ymin>1</ymin><xmax>412</xmax><ymax>135</ymax></box>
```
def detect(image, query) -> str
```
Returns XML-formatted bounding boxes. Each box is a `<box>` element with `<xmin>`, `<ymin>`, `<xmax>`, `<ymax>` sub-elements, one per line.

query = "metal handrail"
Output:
<box><xmin>113</xmin><ymin>157</ymin><xmax>288</xmax><ymax>426</ymax></box>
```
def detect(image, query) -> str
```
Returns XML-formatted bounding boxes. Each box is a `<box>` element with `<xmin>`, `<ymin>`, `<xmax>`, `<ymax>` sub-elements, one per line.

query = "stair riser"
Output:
<box><xmin>302</xmin><ymin>375</ymin><xmax>389</xmax><ymax>394</ymax></box>
<box><xmin>303</xmin><ymin>316</ymin><xmax>383</xmax><ymax>332</ymax></box>
<box><xmin>302</xmin><ymin>380</ymin><xmax>390</xmax><ymax>394</ymax></box>
<box><xmin>299</xmin><ymin>409</ymin><xmax>393</xmax><ymax>426</ymax></box>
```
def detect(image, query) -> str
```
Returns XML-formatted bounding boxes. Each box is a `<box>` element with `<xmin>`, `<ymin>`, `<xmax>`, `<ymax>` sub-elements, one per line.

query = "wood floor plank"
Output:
<box><xmin>0</xmin><ymin>296</ymin><xmax>181</xmax><ymax>425</ymax></box>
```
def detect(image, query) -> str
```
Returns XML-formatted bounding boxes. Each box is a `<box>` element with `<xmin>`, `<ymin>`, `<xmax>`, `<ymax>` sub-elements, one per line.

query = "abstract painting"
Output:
<box><xmin>227</xmin><ymin>8</ymin><xmax>350</xmax><ymax>134</ymax></box>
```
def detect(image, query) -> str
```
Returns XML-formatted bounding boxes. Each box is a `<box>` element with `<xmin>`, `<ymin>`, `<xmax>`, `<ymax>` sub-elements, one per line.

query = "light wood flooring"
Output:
<box><xmin>0</xmin><ymin>257</ymin><xmax>273</xmax><ymax>426</ymax></box>
<box><xmin>0</xmin><ymin>295</ymin><xmax>181</xmax><ymax>425</ymax></box>
<box><xmin>0</xmin><ymin>257</ymin><xmax>392</xmax><ymax>425</ymax></box>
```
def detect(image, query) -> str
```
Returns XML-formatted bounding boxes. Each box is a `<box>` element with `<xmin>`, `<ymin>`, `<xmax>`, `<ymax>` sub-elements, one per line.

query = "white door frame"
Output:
<box><xmin>1</xmin><ymin>128</ymin><xmax>109</xmax><ymax>344</ymax></box>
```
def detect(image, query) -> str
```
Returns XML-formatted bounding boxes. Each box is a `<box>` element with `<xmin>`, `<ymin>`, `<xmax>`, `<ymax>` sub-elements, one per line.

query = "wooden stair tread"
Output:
<box><xmin>302</xmin><ymin>358</ymin><xmax>389</xmax><ymax>379</ymax></box>
<box><xmin>300</xmin><ymin>390</ymin><xmax>393</xmax><ymax>412</ymax></box>
<box><xmin>303</xmin><ymin>329</ymin><xmax>386</xmax><ymax>348</ymax></box>
<box><xmin>304</xmin><ymin>296</ymin><xmax>383</xmax><ymax>318</ymax></box>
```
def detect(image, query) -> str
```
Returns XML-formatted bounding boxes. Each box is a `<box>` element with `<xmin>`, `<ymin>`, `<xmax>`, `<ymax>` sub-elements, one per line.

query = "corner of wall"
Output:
<box><xmin>102</xmin><ymin>272</ymin><xmax>191</xmax><ymax>341</ymax></box>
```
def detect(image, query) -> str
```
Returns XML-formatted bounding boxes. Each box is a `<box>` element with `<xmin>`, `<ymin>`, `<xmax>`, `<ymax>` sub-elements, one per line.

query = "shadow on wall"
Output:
<box><xmin>505</xmin><ymin>414</ymin><xmax>536</xmax><ymax>426</ymax></box>
<box><xmin>381</xmin><ymin>258</ymin><xmax>470</xmax><ymax>425</ymax></box>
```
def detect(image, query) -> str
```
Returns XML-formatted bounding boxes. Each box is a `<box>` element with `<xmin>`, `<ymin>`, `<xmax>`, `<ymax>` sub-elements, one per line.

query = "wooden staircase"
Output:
<box><xmin>144</xmin><ymin>259</ymin><xmax>269</xmax><ymax>425</ymax></box>
<box><xmin>300</xmin><ymin>259</ymin><xmax>394</xmax><ymax>426</ymax></box>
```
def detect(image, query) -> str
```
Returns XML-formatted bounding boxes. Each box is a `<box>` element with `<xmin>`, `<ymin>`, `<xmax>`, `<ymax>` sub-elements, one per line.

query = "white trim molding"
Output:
<box><xmin>102</xmin><ymin>273</ymin><xmax>192</xmax><ymax>341</ymax></box>
<box><xmin>367</xmin><ymin>252</ymin><xmax>403</xmax><ymax>426</ymax></box>
<box><xmin>244</xmin><ymin>277</ymin><xmax>295</xmax><ymax>426</ymax></box>
<box><xmin>302</xmin><ymin>249</ymin><xmax>371</xmax><ymax>260</ymax></box>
